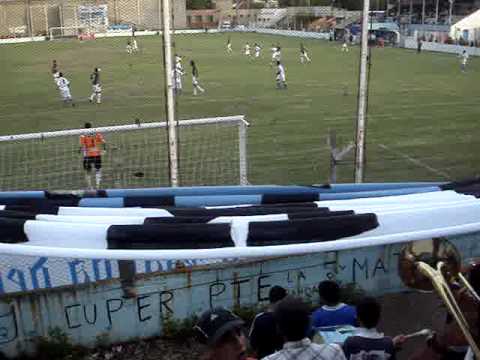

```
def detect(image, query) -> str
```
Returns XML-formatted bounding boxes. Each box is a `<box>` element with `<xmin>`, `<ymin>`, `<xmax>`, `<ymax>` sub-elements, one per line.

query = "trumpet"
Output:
<box><xmin>398</xmin><ymin>237</ymin><xmax>480</xmax><ymax>358</ymax></box>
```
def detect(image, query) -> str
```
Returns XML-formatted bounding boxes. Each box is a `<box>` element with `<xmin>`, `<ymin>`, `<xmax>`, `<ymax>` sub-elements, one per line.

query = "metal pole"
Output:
<box><xmin>421</xmin><ymin>0</ymin><xmax>425</xmax><ymax>24</ymax></box>
<box><xmin>137</xmin><ymin>0</ymin><xmax>141</xmax><ymax>26</ymax></box>
<box><xmin>161</xmin><ymin>0</ymin><xmax>179</xmax><ymax>186</ymax></box>
<box><xmin>329</xmin><ymin>130</ymin><xmax>337</xmax><ymax>184</ymax></box>
<box><xmin>354</xmin><ymin>0</ymin><xmax>371</xmax><ymax>183</ymax></box>
<box><xmin>409</xmin><ymin>0</ymin><xmax>413</xmax><ymax>24</ymax></box>
<box><xmin>239</xmin><ymin>119</ymin><xmax>248</xmax><ymax>185</ymax></box>
<box><xmin>44</xmin><ymin>3</ymin><xmax>48</xmax><ymax>35</ymax></box>
<box><xmin>435</xmin><ymin>0</ymin><xmax>439</xmax><ymax>24</ymax></box>
<box><xmin>448</xmin><ymin>0</ymin><xmax>454</xmax><ymax>25</ymax></box>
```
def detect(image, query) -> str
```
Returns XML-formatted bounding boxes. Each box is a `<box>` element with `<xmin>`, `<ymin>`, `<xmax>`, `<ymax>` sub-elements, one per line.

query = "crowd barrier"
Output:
<box><xmin>404</xmin><ymin>37</ymin><xmax>480</xmax><ymax>56</ymax></box>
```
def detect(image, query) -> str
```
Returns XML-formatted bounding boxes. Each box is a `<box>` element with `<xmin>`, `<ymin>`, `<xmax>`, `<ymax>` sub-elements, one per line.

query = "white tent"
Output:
<box><xmin>450</xmin><ymin>9</ymin><xmax>480</xmax><ymax>42</ymax></box>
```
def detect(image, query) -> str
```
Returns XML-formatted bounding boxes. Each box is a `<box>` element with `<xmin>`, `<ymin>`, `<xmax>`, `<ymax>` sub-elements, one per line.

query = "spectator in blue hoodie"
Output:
<box><xmin>312</xmin><ymin>280</ymin><xmax>357</xmax><ymax>328</ymax></box>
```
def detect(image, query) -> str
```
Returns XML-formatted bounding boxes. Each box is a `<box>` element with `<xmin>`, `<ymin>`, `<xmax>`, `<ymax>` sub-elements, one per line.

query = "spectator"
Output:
<box><xmin>342</xmin><ymin>297</ymin><xmax>405</xmax><ymax>360</ymax></box>
<box><xmin>312</xmin><ymin>280</ymin><xmax>357</xmax><ymax>328</ymax></box>
<box><xmin>249</xmin><ymin>285</ymin><xmax>287</xmax><ymax>358</ymax></box>
<box><xmin>194</xmin><ymin>307</ymin><xmax>255</xmax><ymax>360</ymax></box>
<box><xmin>264</xmin><ymin>296</ymin><xmax>346</xmax><ymax>360</ymax></box>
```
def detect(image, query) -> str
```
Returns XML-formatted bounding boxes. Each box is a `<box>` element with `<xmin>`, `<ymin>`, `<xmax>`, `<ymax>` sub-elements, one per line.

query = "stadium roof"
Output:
<box><xmin>450</xmin><ymin>9</ymin><xmax>480</xmax><ymax>38</ymax></box>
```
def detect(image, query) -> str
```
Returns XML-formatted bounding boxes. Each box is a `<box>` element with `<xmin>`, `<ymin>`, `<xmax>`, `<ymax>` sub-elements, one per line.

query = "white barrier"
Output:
<box><xmin>0</xmin><ymin>28</ymin><xmax>327</xmax><ymax>47</ymax></box>
<box><xmin>404</xmin><ymin>37</ymin><xmax>480</xmax><ymax>56</ymax></box>
<box><xmin>229</xmin><ymin>27</ymin><xmax>330</xmax><ymax>40</ymax></box>
<box><xmin>0</xmin><ymin>36</ymin><xmax>46</xmax><ymax>45</ymax></box>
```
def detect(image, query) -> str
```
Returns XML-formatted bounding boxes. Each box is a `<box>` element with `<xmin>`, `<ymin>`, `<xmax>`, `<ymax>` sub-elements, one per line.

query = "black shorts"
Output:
<box><xmin>83</xmin><ymin>156</ymin><xmax>102</xmax><ymax>171</ymax></box>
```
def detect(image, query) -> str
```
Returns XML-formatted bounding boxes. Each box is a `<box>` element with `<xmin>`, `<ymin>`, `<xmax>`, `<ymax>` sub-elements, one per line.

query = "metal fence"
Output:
<box><xmin>0</xmin><ymin>0</ymin><xmax>186</xmax><ymax>38</ymax></box>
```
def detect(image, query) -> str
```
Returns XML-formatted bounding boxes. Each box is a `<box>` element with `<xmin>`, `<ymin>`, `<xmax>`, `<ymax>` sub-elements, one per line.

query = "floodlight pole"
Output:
<box><xmin>161</xmin><ymin>0</ymin><xmax>179</xmax><ymax>187</ymax></box>
<box><xmin>448</xmin><ymin>0</ymin><xmax>454</xmax><ymax>25</ymax></box>
<box><xmin>354</xmin><ymin>0</ymin><xmax>371</xmax><ymax>183</ymax></box>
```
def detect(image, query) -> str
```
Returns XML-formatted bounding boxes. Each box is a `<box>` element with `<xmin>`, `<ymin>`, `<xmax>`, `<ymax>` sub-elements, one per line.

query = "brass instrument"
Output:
<box><xmin>398</xmin><ymin>237</ymin><xmax>480</xmax><ymax>358</ymax></box>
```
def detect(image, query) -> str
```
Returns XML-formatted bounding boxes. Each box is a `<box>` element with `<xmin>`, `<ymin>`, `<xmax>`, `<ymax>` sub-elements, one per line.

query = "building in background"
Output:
<box><xmin>0</xmin><ymin>0</ymin><xmax>186</xmax><ymax>38</ymax></box>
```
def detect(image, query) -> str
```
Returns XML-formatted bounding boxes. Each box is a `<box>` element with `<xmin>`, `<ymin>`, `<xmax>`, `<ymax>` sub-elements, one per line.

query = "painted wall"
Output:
<box><xmin>1</xmin><ymin>233</ymin><xmax>480</xmax><ymax>358</ymax></box>
<box><xmin>404</xmin><ymin>37</ymin><xmax>480</xmax><ymax>56</ymax></box>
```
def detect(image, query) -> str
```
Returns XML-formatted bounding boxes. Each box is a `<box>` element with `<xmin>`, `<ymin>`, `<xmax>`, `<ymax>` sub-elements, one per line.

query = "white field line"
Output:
<box><xmin>377</xmin><ymin>143</ymin><xmax>452</xmax><ymax>180</ymax></box>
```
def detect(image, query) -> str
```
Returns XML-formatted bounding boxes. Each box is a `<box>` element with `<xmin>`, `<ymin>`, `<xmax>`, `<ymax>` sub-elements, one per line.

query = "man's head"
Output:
<box><xmin>269</xmin><ymin>285</ymin><xmax>287</xmax><ymax>304</ymax></box>
<box><xmin>357</xmin><ymin>297</ymin><xmax>381</xmax><ymax>329</ymax></box>
<box><xmin>195</xmin><ymin>307</ymin><xmax>246</xmax><ymax>360</ymax></box>
<box><xmin>59</xmin><ymin>72</ymin><xmax>63</xmax><ymax>77</ymax></box>
<box><xmin>84</xmin><ymin>122</ymin><xmax>92</xmax><ymax>129</ymax></box>
<box><xmin>274</xmin><ymin>296</ymin><xmax>310</xmax><ymax>342</ymax></box>
<box><xmin>318</xmin><ymin>280</ymin><xmax>341</xmax><ymax>306</ymax></box>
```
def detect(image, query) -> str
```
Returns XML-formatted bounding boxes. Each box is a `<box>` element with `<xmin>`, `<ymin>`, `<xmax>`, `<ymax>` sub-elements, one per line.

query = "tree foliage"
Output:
<box><xmin>186</xmin><ymin>0</ymin><xmax>214</xmax><ymax>10</ymax></box>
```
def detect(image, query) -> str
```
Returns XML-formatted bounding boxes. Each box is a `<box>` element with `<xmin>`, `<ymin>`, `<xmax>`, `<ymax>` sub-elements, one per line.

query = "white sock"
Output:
<box><xmin>85</xmin><ymin>174</ymin><xmax>93</xmax><ymax>189</ymax></box>
<box><xmin>95</xmin><ymin>170</ymin><xmax>102</xmax><ymax>188</ymax></box>
<box><xmin>97</xmin><ymin>93</ymin><xmax>102</xmax><ymax>103</ymax></box>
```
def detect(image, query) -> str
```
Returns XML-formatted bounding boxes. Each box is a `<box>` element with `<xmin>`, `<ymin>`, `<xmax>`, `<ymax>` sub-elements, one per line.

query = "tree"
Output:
<box><xmin>186</xmin><ymin>0</ymin><xmax>214</xmax><ymax>9</ymax></box>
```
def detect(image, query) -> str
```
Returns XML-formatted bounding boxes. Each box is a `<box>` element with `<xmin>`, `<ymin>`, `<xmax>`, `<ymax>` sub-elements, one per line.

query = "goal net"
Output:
<box><xmin>49</xmin><ymin>26</ymin><xmax>90</xmax><ymax>40</ymax></box>
<box><xmin>0</xmin><ymin>116</ymin><xmax>248</xmax><ymax>190</ymax></box>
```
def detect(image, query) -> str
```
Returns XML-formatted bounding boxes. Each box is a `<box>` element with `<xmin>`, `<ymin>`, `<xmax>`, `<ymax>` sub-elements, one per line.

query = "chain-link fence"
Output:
<box><xmin>0</xmin><ymin>0</ymin><xmax>186</xmax><ymax>38</ymax></box>
<box><xmin>0</xmin><ymin>1</ymin><xmax>478</xmax><ymax>188</ymax></box>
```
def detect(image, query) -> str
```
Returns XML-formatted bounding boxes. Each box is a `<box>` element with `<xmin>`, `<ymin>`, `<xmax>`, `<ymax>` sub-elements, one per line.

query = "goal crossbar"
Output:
<box><xmin>0</xmin><ymin>115</ymin><xmax>249</xmax><ymax>188</ymax></box>
<box><xmin>0</xmin><ymin>115</ymin><xmax>249</xmax><ymax>142</ymax></box>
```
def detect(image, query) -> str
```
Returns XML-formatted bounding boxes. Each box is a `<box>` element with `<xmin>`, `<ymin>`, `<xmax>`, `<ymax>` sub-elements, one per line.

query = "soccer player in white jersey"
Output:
<box><xmin>190</xmin><ymin>60</ymin><xmax>205</xmax><ymax>96</ymax></box>
<box><xmin>254</xmin><ymin>43</ymin><xmax>261</xmax><ymax>58</ymax></box>
<box><xmin>173</xmin><ymin>65</ymin><xmax>184</xmax><ymax>95</ymax></box>
<box><xmin>89</xmin><ymin>67</ymin><xmax>102</xmax><ymax>104</ymax></box>
<box><xmin>57</xmin><ymin>72</ymin><xmax>74</xmax><ymax>106</ymax></box>
<box><xmin>132</xmin><ymin>37</ymin><xmax>138</xmax><ymax>53</ymax></box>
<box><xmin>275</xmin><ymin>61</ymin><xmax>287</xmax><ymax>89</ymax></box>
<box><xmin>300</xmin><ymin>43</ymin><xmax>311</xmax><ymax>64</ymax></box>
<box><xmin>460</xmin><ymin>49</ymin><xmax>469</xmax><ymax>72</ymax></box>
<box><xmin>126</xmin><ymin>40</ymin><xmax>133</xmax><ymax>54</ymax></box>
<box><xmin>226</xmin><ymin>37</ymin><xmax>233</xmax><ymax>54</ymax></box>
<box><xmin>244</xmin><ymin>43</ymin><xmax>251</xmax><ymax>56</ymax></box>
<box><xmin>272</xmin><ymin>45</ymin><xmax>281</xmax><ymax>65</ymax></box>
<box><xmin>175</xmin><ymin>54</ymin><xmax>184</xmax><ymax>72</ymax></box>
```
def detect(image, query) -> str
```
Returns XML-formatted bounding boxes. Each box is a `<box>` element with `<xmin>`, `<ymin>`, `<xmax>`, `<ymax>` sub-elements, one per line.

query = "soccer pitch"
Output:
<box><xmin>0</xmin><ymin>32</ymin><xmax>479</xmax><ymax>186</ymax></box>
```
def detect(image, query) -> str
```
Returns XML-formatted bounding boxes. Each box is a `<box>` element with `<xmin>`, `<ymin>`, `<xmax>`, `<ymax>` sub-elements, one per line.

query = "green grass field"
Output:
<box><xmin>0</xmin><ymin>32</ymin><xmax>479</xmax><ymax>187</ymax></box>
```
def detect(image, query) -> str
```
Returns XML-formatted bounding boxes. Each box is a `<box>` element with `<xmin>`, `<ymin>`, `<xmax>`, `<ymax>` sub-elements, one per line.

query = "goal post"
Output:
<box><xmin>0</xmin><ymin>116</ymin><xmax>249</xmax><ymax>190</ymax></box>
<box><xmin>48</xmin><ymin>26</ymin><xmax>89</xmax><ymax>40</ymax></box>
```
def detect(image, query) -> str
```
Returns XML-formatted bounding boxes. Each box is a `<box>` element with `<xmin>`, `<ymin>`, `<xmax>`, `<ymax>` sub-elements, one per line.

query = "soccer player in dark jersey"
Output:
<box><xmin>89</xmin><ymin>68</ymin><xmax>102</xmax><ymax>104</ymax></box>
<box><xmin>300</xmin><ymin>43</ymin><xmax>311</xmax><ymax>63</ymax></box>
<box><xmin>190</xmin><ymin>60</ymin><xmax>205</xmax><ymax>96</ymax></box>
<box><xmin>52</xmin><ymin>60</ymin><xmax>60</xmax><ymax>85</ymax></box>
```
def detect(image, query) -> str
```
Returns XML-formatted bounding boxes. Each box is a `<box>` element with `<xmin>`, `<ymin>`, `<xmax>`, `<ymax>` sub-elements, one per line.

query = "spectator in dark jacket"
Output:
<box><xmin>312</xmin><ymin>280</ymin><xmax>357</xmax><ymax>328</ymax></box>
<box><xmin>343</xmin><ymin>297</ymin><xmax>405</xmax><ymax>360</ymax></box>
<box><xmin>249</xmin><ymin>285</ymin><xmax>287</xmax><ymax>358</ymax></box>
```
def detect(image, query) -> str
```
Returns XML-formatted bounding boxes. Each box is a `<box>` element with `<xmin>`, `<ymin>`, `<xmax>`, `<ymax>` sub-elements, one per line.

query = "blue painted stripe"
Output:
<box><xmin>327</xmin><ymin>183</ymin><xmax>443</xmax><ymax>193</ymax></box>
<box><xmin>79</xmin><ymin>198</ymin><xmax>125</xmax><ymax>207</ymax></box>
<box><xmin>174</xmin><ymin>195</ymin><xmax>263</xmax><ymax>207</ymax></box>
<box><xmin>105</xmin><ymin>182</ymin><xmax>443</xmax><ymax>197</ymax></box>
<box><xmin>318</xmin><ymin>186</ymin><xmax>441</xmax><ymax>200</ymax></box>
<box><xmin>0</xmin><ymin>191</ymin><xmax>45</xmax><ymax>199</ymax></box>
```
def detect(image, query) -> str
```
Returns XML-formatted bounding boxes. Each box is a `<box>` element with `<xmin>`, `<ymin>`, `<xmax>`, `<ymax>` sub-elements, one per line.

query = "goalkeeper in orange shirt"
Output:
<box><xmin>80</xmin><ymin>122</ymin><xmax>106</xmax><ymax>189</ymax></box>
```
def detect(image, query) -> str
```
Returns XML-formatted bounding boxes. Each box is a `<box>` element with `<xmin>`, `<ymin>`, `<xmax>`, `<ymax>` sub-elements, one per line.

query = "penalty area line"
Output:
<box><xmin>377</xmin><ymin>143</ymin><xmax>452</xmax><ymax>180</ymax></box>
